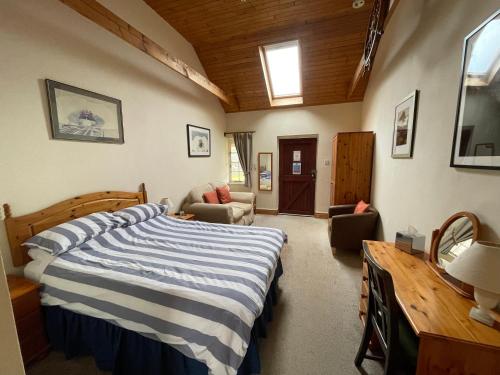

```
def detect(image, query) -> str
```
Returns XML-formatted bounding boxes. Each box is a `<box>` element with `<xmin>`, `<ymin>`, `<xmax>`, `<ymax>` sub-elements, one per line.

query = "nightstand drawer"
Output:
<box><xmin>19</xmin><ymin>331</ymin><xmax>49</xmax><ymax>364</ymax></box>
<box><xmin>15</xmin><ymin>308</ymin><xmax>44</xmax><ymax>340</ymax></box>
<box><xmin>11</xmin><ymin>289</ymin><xmax>40</xmax><ymax>320</ymax></box>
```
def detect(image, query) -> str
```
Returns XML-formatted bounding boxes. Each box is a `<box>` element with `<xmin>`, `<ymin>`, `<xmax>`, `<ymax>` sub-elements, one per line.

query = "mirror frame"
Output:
<box><xmin>258</xmin><ymin>152</ymin><xmax>273</xmax><ymax>191</ymax></box>
<box><xmin>427</xmin><ymin>211</ymin><xmax>480</xmax><ymax>299</ymax></box>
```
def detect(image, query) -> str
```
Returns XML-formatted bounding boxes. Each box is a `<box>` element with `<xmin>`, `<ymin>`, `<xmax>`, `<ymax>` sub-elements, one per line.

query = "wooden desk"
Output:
<box><xmin>360</xmin><ymin>241</ymin><xmax>500</xmax><ymax>374</ymax></box>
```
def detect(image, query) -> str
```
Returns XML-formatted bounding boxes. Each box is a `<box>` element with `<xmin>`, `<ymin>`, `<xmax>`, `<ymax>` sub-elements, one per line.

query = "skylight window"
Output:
<box><xmin>260</xmin><ymin>40</ymin><xmax>303</xmax><ymax>106</ymax></box>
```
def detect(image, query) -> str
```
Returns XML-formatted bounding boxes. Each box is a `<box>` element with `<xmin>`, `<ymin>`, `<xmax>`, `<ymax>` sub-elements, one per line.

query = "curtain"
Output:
<box><xmin>233</xmin><ymin>133</ymin><xmax>253</xmax><ymax>187</ymax></box>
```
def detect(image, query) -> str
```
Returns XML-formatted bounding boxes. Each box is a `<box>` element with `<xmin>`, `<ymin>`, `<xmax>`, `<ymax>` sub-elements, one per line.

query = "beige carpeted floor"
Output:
<box><xmin>27</xmin><ymin>215</ymin><xmax>382</xmax><ymax>375</ymax></box>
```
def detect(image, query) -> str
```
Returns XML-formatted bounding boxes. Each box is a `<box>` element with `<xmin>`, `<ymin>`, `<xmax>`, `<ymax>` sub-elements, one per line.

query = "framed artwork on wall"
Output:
<box><xmin>292</xmin><ymin>162</ymin><xmax>301</xmax><ymax>175</ymax></box>
<box><xmin>258</xmin><ymin>152</ymin><xmax>272</xmax><ymax>191</ymax></box>
<box><xmin>450</xmin><ymin>10</ymin><xmax>500</xmax><ymax>170</ymax></box>
<box><xmin>46</xmin><ymin>79</ymin><xmax>124</xmax><ymax>144</ymax></box>
<box><xmin>186</xmin><ymin>124</ymin><xmax>211</xmax><ymax>157</ymax></box>
<box><xmin>391</xmin><ymin>90</ymin><xmax>419</xmax><ymax>158</ymax></box>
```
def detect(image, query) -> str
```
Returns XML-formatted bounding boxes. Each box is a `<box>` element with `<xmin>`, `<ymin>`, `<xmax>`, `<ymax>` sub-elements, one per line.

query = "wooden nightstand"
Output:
<box><xmin>7</xmin><ymin>275</ymin><xmax>49</xmax><ymax>365</ymax></box>
<box><xmin>168</xmin><ymin>213</ymin><xmax>195</xmax><ymax>221</ymax></box>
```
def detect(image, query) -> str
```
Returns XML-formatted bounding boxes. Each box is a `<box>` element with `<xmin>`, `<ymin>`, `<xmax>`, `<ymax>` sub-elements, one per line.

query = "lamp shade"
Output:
<box><xmin>445</xmin><ymin>241</ymin><xmax>500</xmax><ymax>294</ymax></box>
<box><xmin>160</xmin><ymin>197</ymin><xmax>175</xmax><ymax>212</ymax></box>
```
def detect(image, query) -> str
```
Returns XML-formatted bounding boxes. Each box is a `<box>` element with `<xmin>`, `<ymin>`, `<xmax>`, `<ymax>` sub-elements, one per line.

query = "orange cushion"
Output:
<box><xmin>203</xmin><ymin>190</ymin><xmax>220</xmax><ymax>204</ymax></box>
<box><xmin>216</xmin><ymin>186</ymin><xmax>232</xmax><ymax>204</ymax></box>
<box><xmin>354</xmin><ymin>200</ymin><xmax>369</xmax><ymax>214</ymax></box>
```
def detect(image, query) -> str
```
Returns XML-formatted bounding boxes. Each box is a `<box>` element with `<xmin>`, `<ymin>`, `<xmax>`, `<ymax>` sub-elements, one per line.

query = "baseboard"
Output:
<box><xmin>255</xmin><ymin>208</ymin><xmax>278</xmax><ymax>215</ymax></box>
<box><xmin>256</xmin><ymin>209</ymin><xmax>327</xmax><ymax>217</ymax></box>
<box><xmin>314</xmin><ymin>212</ymin><xmax>329</xmax><ymax>219</ymax></box>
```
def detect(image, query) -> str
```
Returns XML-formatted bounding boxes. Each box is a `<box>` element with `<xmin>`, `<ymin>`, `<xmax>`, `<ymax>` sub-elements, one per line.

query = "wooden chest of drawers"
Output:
<box><xmin>7</xmin><ymin>275</ymin><xmax>49</xmax><ymax>365</ymax></box>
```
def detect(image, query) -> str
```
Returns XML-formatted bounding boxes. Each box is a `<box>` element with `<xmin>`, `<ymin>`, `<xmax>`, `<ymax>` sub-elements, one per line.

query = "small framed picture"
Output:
<box><xmin>392</xmin><ymin>90</ymin><xmax>419</xmax><ymax>158</ymax></box>
<box><xmin>293</xmin><ymin>150</ymin><xmax>301</xmax><ymax>161</ymax></box>
<box><xmin>46</xmin><ymin>79</ymin><xmax>124</xmax><ymax>144</ymax></box>
<box><xmin>292</xmin><ymin>162</ymin><xmax>301</xmax><ymax>175</ymax></box>
<box><xmin>186</xmin><ymin>124</ymin><xmax>211</xmax><ymax>157</ymax></box>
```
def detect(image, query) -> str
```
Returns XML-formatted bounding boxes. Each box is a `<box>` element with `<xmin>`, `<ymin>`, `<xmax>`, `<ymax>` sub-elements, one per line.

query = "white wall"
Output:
<box><xmin>225</xmin><ymin>103</ymin><xmax>363</xmax><ymax>213</ymax></box>
<box><xmin>0</xmin><ymin>254</ymin><xmax>25</xmax><ymax>375</ymax></box>
<box><xmin>0</xmin><ymin>0</ymin><xmax>226</xmax><ymax>274</ymax></box>
<box><xmin>361</xmin><ymin>0</ymin><xmax>500</xmax><ymax>246</ymax></box>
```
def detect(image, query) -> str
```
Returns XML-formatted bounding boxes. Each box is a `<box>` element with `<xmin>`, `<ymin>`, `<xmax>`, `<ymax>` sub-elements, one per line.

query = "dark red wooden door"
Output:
<box><xmin>278</xmin><ymin>138</ymin><xmax>317</xmax><ymax>215</ymax></box>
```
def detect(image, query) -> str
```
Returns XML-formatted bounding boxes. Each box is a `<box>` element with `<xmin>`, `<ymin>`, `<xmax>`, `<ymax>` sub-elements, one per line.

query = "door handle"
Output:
<box><xmin>311</xmin><ymin>169</ymin><xmax>317</xmax><ymax>179</ymax></box>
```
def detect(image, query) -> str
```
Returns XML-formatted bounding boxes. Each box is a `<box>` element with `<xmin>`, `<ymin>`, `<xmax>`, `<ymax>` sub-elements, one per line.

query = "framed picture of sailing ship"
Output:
<box><xmin>46</xmin><ymin>79</ymin><xmax>124</xmax><ymax>144</ymax></box>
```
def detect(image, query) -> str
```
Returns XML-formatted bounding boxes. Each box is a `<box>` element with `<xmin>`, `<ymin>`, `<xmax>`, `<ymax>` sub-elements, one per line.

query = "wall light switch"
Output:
<box><xmin>324</xmin><ymin>159</ymin><xmax>330</xmax><ymax>166</ymax></box>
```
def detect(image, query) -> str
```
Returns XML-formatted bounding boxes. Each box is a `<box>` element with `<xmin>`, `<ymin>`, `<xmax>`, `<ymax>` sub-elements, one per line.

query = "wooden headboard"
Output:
<box><xmin>3</xmin><ymin>183</ymin><xmax>148</xmax><ymax>267</ymax></box>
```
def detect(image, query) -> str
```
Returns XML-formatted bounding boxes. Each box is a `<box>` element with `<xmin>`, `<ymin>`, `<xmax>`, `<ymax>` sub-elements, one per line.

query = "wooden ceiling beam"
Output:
<box><xmin>59</xmin><ymin>0</ymin><xmax>235</xmax><ymax>107</ymax></box>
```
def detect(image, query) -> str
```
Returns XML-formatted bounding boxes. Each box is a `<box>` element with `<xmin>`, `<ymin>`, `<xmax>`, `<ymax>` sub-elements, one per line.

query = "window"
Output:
<box><xmin>259</xmin><ymin>40</ymin><xmax>303</xmax><ymax>106</ymax></box>
<box><xmin>228</xmin><ymin>137</ymin><xmax>244</xmax><ymax>183</ymax></box>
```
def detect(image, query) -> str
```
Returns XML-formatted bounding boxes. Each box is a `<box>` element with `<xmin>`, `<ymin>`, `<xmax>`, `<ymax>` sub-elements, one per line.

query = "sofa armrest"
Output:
<box><xmin>230</xmin><ymin>192</ymin><xmax>255</xmax><ymax>205</ymax></box>
<box><xmin>184</xmin><ymin>203</ymin><xmax>234</xmax><ymax>224</ymax></box>
<box><xmin>328</xmin><ymin>204</ymin><xmax>356</xmax><ymax>217</ymax></box>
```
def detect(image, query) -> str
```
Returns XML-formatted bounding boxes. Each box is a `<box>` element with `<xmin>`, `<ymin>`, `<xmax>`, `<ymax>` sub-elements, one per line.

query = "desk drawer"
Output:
<box><xmin>361</xmin><ymin>280</ymin><xmax>368</xmax><ymax>298</ymax></box>
<box><xmin>362</xmin><ymin>259</ymin><xmax>368</xmax><ymax>280</ymax></box>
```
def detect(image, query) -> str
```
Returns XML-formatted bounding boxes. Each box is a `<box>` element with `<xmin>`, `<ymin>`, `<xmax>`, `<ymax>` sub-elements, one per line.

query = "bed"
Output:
<box><xmin>4</xmin><ymin>184</ymin><xmax>285</xmax><ymax>375</ymax></box>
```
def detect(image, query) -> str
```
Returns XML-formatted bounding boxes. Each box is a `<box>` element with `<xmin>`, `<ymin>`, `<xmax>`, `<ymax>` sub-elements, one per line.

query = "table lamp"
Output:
<box><xmin>445</xmin><ymin>241</ymin><xmax>500</xmax><ymax>326</ymax></box>
<box><xmin>160</xmin><ymin>197</ymin><xmax>175</xmax><ymax>214</ymax></box>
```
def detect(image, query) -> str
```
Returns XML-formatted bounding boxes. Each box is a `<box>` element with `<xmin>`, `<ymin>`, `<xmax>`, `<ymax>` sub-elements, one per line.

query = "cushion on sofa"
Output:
<box><xmin>203</xmin><ymin>191</ymin><xmax>220</xmax><ymax>204</ymax></box>
<box><xmin>216</xmin><ymin>186</ymin><xmax>232</xmax><ymax>204</ymax></box>
<box><xmin>188</xmin><ymin>184</ymin><xmax>214</xmax><ymax>204</ymax></box>
<box><xmin>224</xmin><ymin>202</ymin><xmax>252</xmax><ymax>215</ymax></box>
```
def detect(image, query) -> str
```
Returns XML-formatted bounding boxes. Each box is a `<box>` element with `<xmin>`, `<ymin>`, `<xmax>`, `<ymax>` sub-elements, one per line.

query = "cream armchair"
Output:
<box><xmin>182</xmin><ymin>182</ymin><xmax>255</xmax><ymax>225</ymax></box>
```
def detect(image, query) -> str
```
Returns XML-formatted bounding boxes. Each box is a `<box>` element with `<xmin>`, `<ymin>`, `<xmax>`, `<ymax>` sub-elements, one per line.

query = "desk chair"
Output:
<box><xmin>355</xmin><ymin>247</ymin><xmax>419</xmax><ymax>374</ymax></box>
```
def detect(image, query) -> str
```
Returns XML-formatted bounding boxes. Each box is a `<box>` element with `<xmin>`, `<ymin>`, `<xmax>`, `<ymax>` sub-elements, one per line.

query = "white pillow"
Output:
<box><xmin>28</xmin><ymin>248</ymin><xmax>56</xmax><ymax>263</ymax></box>
<box><xmin>25</xmin><ymin>248</ymin><xmax>57</xmax><ymax>282</ymax></box>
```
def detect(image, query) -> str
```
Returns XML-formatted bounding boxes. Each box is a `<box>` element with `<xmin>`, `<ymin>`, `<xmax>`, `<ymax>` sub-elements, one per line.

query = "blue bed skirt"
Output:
<box><xmin>44</xmin><ymin>259</ymin><xmax>283</xmax><ymax>375</ymax></box>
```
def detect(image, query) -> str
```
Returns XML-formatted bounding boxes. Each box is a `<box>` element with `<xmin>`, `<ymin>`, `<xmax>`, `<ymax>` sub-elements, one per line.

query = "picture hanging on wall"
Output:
<box><xmin>292</xmin><ymin>162</ymin><xmax>301</xmax><ymax>175</ymax></box>
<box><xmin>46</xmin><ymin>79</ymin><xmax>124</xmax><ymax>144</ymax></box>
<box><xmin>186</xmin><ymin>124</ymin><xmax>211</xmax><ymax>157</ymax></box>
<box><xmin>391</xmin><ymin>90</ymin><xmax>419</xmax><ymax>158</ymax></box>
<box><xmin>450</xmin><ymin>10</ymin><xmax>500</xmax><ymax>170</ymax></box>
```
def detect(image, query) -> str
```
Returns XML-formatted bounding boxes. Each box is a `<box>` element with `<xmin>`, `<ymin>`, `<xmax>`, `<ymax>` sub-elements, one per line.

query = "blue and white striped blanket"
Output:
<box><xmin>40</xmin><ymin>215</ymin><xmax>286</xmax><ymax>375</ymax></box>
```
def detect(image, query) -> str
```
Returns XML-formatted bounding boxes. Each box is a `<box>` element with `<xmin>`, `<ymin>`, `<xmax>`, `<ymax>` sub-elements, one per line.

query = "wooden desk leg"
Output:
<box><xmin>417</xmin><ymin>334</ymin><xmax>500</xmax><ymax>375</ymax></box>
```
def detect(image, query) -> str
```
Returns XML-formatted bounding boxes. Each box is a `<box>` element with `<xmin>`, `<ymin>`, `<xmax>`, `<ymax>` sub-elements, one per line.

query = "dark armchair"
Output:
<box><xmin>328</xmin><ymin>204</ymin><xmax>379</xmax><ymax>251</ymax></box>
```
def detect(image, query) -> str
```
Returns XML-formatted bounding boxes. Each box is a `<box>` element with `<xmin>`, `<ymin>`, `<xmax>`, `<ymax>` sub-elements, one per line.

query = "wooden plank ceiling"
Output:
<box><xmin>144</xmin><ymin>0</ymin><xmax>373</xmax><ymax>112</ymax></box>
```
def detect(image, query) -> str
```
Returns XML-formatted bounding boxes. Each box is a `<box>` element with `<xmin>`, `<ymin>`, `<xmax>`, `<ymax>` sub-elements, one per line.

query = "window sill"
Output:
<box><xmin>270</xmin><ymin>96</ymin><xmax>303</xmax><ymax>107</ymax></box>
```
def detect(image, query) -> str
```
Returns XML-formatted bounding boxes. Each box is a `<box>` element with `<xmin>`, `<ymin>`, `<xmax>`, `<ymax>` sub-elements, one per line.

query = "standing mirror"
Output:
<box><xmin>428</xmin><ymin>212</ymin><xmax>480</xmax><ymax>298</ymax></box>
<box><xmin>258</xmin><ymin>153</ymin><xmax>272</xmax><ymax>191</ymax></box>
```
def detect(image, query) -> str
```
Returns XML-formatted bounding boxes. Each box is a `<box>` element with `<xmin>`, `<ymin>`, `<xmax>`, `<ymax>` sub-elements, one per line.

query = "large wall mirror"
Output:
<box><xmin>258</xmin><ymin>152</ymin><xmax>272</xmax><ymax>191</ymax></box>
<box><xmin>451</xmin><ymin>10</ymin><xmax>500</xmax><ymax>169</ymax></box>
<box><xmin>428</xmin><ymin>212</ymin><xmax>480</xmax><ymax>298</ymax></box>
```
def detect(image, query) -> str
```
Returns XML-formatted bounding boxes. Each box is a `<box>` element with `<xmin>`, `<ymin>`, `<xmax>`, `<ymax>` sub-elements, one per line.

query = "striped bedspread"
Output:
<box><xmin>40</xmin><ymin>215</ymin><xmax>286</xmax><ymax>375</ymax></box>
